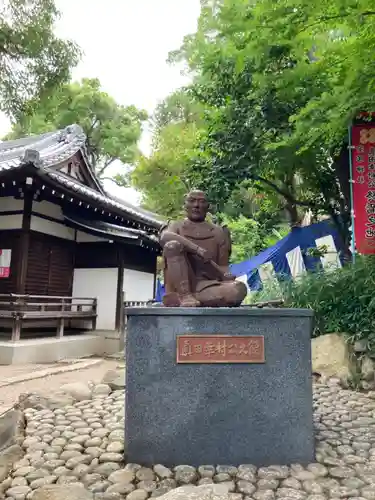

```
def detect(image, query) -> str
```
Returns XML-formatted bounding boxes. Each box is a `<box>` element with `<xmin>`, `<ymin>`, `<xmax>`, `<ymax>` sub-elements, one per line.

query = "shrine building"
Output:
<box><xmin>0</xmin><ymin>124</ymin><xmax>162</xmax><ymax>363</ymax></box>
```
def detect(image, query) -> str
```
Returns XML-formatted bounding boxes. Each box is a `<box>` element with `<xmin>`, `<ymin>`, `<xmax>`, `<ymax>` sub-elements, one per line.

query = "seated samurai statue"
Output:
<box><xmin>159</xmin><ymin>190</ymin><xmax>247</xmax><ymax>307</ymax></box>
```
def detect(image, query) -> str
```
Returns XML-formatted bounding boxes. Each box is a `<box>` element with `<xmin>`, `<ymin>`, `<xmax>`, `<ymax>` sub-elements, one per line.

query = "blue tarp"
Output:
<box><xmin>155</xmin><ymin>219</ymin><xmax>344</xmax><ymax>300</ymax></box>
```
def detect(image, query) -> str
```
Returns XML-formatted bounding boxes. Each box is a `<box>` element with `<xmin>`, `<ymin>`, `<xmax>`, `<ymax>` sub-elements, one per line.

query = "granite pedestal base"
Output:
<box><xmin>125</xmin><ymin>307</ymin><xmax>315</xmax><ymax>467</ymax></box>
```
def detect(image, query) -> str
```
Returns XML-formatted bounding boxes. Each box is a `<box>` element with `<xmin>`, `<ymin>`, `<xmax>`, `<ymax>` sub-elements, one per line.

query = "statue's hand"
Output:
<box><xmin>196</xmin><ymin>247</ymin><xmax>211</xmax><ymax>263</ymax></box>
<box><xmin>223</xmin><ymin>272</ymin><xmax>236</xmax><ymax>281</ymax></box>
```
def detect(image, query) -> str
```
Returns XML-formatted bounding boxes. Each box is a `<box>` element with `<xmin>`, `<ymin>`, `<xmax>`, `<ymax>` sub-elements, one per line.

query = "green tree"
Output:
<box><xmin>0</xmin><ymin>0</ymin><xmax>80</xmax><ymax>119</ymax></box>
<box><xmin>131</xmin><ymin>89</ymin><xmax>205</xmax><ymax>218</ymax></box>
<box><xmin>222</xmin><ymin>214</ymin><xmax>289</xmax><ymax>264</ymax></box>
<box><xmin>7</xmin><ymin>78</ymin><xmax>147</xmax><ymax>182</ymax></box>
<box><xmin>169</xmin><ymin>0</ymin><xmax>364</xmax><ymax>250</ymax></box>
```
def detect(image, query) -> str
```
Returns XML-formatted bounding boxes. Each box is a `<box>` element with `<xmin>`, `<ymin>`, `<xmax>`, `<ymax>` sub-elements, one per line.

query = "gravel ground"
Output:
<box><xmin>3</xmin><ymin>379</ymin><xmax>375</xmax><ymax>499</ymax></box>
<box><xmin>0</xmin><ymin>359</ymin><xmax>120</xmax><ymax>414</ymax></box>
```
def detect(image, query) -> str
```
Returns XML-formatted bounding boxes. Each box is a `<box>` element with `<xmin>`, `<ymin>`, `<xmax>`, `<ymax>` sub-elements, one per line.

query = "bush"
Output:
<box><xmin>283</xmin><ymin>256</ymin><xmax>375</xmax><ymax>350</ymax></box>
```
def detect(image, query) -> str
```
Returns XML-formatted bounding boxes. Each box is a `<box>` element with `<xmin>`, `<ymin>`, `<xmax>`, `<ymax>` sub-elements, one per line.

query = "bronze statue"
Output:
<box><xmin>159</xmin><ymin>190</ymin><xmax>247</xmax><ymax>307</ymax></box>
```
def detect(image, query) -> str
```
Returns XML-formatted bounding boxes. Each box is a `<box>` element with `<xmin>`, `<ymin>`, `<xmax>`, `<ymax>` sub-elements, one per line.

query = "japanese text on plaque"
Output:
<box><xmin>176</xmin><ymin>335</ymin><xmax>265</xmax><ymax>364</ymax></box>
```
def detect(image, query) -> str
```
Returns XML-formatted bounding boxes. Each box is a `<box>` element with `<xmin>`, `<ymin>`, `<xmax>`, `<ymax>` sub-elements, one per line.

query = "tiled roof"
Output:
<box><xmin>0</xmin><ymin>125</ymin><xmax>163</xmax><ymax>229</ymax></box>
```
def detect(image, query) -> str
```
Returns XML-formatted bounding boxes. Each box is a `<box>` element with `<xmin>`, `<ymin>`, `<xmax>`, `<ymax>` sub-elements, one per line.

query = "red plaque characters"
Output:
<box><xmin>176</xmin><ymin>335</ymin><xmax>265</xmax><ymax>364</ymax></box>
<box><xmin>351</xmin><ymin>124</ymin><xmax>375</xmax><ymax>253</ymax></box>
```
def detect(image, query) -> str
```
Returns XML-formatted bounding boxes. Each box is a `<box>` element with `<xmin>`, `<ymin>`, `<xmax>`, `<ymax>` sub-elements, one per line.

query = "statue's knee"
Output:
<box><xmin>236</xmin><ymin>281</ymin><xmax>248</xmax><ymax>300</ymax></box>
<box><xmin>163</xmin><ymin>240</ymin><xmax>184</xmax><ymax>257</ymax></box>
<box><xmin>226</xmin><ymin>281</ymin><xmax>247</xmax><ymax>305</ymax></box>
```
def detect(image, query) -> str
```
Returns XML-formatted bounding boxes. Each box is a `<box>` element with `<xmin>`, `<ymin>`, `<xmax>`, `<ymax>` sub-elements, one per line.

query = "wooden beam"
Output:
<box><xmin>115</xmin><ymin>248</ymin><xmax>124</xmax><ymax>331</ymax></box>
<box><xmin>17</xmin><ymin>193</ymin><xmax>32</xmax><ymax>294</ymax></box>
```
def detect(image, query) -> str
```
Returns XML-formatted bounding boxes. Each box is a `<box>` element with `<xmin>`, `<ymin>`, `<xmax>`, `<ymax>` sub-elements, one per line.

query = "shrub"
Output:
<box><xmin>245</xmin><ymin>256</ymin><xmax>375</xmax><ymax>351</ymax></box>
<box><xmin>283</xmin><ymin>256</ymin><xmax>375</xmax><ymax>351</ymax></box>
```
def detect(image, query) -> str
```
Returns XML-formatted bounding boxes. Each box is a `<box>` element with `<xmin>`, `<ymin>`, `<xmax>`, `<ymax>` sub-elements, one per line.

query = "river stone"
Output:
<box><xmin>11</xmin><ymin>477</ymin><xmax>28</xmax><ymax>487</ymax></box>
<box><xmin>127</xmin><ymin>490</ymin><xmax>149</xmax><ymax>500</ymax></box>
<box><xmin>214</xmin><ymin>474</ymin><xmax>231</xmax><ymax>483</ymax></box>
<box><xmin>59</xmin><ymin>383</ymin><xmax>92</xmax><ymax>402</ymax></box>
<box><xmin>253</xmin><ymin>490</ymin><xmax>275</xmax><ymax>500</ymax></box>
<box><xmin>155</xmin><ymin>484</ymin><xmax>231</xmax><ymax>500</ymax></box>
<box><xmin>175</xmin><ymin>466</ymin><xmax>198</xmax><ymax>484</ymax></box>
<box><xmin>29</xmin><ymin>476</ymin><xmax>57</xmax><ymax>489</ymax></box>
<box><xmin>258</xmin><ymin>479</ymin><xmax>279</xmax><ymax>490</ymax></box>
<box><xmin>108</xmin><ymin>469</ymin><xmax>135</xmax><ymax>483</ymax></box>
<box><xmin>6</xmin><ymin>485</ymin><xmax>31</xmax><ymax>498</ymax></box>
<box><xmin>102</xmin><ymin>370</ymin><xmax>125</xmax><ymax>391</ymax></box>
<box><xmin>216</xmin><ymin>466</ymin><xmax>237</xmax><ymax>477</ymax></box>
<box><xmin>258</xmin><ymin>466</ymin><xmax>289</xmax><ymax>480</ymax></box>
<box><xmin>199</xmin><ymin>466</ymin><xmax>216</xmax><ymax>478</ymax></box>
<box><xmin>237</xmin><ymin>480</ymin><xmax>256</xmax><ymax>495</ymax></box>
<box><xmin>106</xmin><ymin>482</ymin><xmax>136</xmax><ymax>494</ymax></box>
<box><xmin>106</xmin><ymin>442</ymin><xmax>123</xmax><ymax>453</ymax></box>
<box><xmin>92</xmin><ymin>385</ymin><xmax>111</xmax><ymax>396</ymax></box>
<box><xmin>94</xmin><ymin>463</ymin><xmax>121</xmax><ymax>477</ymax></box>
<box><xmin>329</xmin><ymin>466</ymin><xmax>356</xmax><ymax>478</ymax></box>
<box><xmin>99</xmin><ymin>453</ymin><xmax>122</xmax><ymax>463</ymax></box>
<box><xmin>94</xmin><ymin>494</ymin><xmax>122</xmax><ymax>500</ymax></box>
<box><xmin>32</xmin><ymin>484</ymin><xmax>93</xmax><ymax>500</ymax></box>
<box><xmin>154</xmin><ymin>465</ymin><xmax>173</xmax><ymax>479</ymax></box>
<box><xmin>275</xmin><ymin>488</ymin><xmax>306</xmax><ymax>499</ymax></box>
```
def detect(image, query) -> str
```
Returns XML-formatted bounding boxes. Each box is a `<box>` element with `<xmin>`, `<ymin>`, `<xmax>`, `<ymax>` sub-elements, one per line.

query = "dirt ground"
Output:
<box><xmin>0</xmin><ymin>359</ymin><xmax>120</xmax><ymax>413</ymax></box>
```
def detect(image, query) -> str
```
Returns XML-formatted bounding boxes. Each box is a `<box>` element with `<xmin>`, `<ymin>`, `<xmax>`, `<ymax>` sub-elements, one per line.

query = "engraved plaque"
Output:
<box><xmin>176</xmin><ymin>335</ymin><xmax>265</xmax><ymax>364</ymax></box>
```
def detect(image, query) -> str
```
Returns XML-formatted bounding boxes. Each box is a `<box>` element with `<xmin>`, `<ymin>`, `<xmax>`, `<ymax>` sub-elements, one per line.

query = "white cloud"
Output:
<box><xmin>0</xmin><ymin>0</ymin><xmax>200</xmax><ymax>205</ymax></box>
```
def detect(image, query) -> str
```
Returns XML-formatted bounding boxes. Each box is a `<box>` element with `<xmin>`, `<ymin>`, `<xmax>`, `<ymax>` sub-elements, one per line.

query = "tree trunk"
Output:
<box><xmin>331</xmin><ymin>142</ymin><xmax>352</xmax><ymax>262</ymax></box>
<box><xmin>285</xmin><ymin>201</ymin><xmax>300</xmax><ymax>227</ymax></box>
<box><xmin>332</xmin><ymin>142</ymin><xmax>350</xmax><ymax>211</ymax></box>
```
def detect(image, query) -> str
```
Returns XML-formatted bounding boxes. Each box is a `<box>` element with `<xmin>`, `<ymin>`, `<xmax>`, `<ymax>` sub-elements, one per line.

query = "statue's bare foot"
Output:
<box><xmin>180</xmin><ymin>294</ymin><xmax>200</xmax><ymax>307</ymax></box>
<box><xmin>162</xmin><ymin>293</ymin><xmax>181</xmax><ymax>307</ymax></box>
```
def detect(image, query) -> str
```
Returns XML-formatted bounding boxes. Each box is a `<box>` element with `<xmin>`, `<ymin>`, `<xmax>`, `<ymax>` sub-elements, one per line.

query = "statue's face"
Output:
<box><xmin>185</xmin><ymin>191</ymin><xmax>209</xmax><ymax>222</ymax></box>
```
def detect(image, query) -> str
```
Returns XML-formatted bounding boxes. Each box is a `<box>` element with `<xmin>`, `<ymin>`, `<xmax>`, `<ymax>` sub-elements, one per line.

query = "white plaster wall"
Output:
<box><xmin>32</xmin><ymin>200</ymin><xmax>64</xmax><ymax>221</ymax></box>
<box><xmin>31</xmin><ymin>200</ymin><xmax>75</xmax><ymax>240</ymax></box>
<box><xmin>30</xmin><ymin>216</ymin><xmax>75</xmax><ymax>240</ymax></box>
<box><xmin>0</xmin><ymin>215</ymin><xmax>22</xmax><ymax>229</ymax></box>
<box><xmin>72</xmin><ymin>268</ymin><xmax>118</xmax><ymax>330</ymax></box>
<box><xmin>0</xmin><ymin>197</ymin><xmax>24</xmax><ymax>211</ymax></box>
<box><xmin>123</xmin><ymin>269</ymin><xmax>154</xmax><ymax>302</ymax></box>
<box><xmin>76</xmin><ymin>230</ymin><xmax>108</xmax><ymax>243</ymax></box>
<box><xmin>0</xmin><ymin>197</ymin><xmax>24</xmax><ymax>228</ymax></box>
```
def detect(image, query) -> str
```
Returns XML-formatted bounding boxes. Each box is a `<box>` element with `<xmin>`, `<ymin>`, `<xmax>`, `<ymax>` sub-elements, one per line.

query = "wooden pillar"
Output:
<box><xmin>17</xmin><ymin>193</ymin><xmax>32</xmax><ymax>294</ymax></box>
<box><xmin>115</xmin><ymin>248</ymin><xmax>124</xmax><ymax>332</ymax></box>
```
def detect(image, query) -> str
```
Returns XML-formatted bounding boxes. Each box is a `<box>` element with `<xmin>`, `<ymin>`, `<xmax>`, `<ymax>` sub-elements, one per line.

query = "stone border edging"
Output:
<box><xmin>0</xmin><ymin>359</ymin><xmax>103</xmax><ymax>389</ymax></box>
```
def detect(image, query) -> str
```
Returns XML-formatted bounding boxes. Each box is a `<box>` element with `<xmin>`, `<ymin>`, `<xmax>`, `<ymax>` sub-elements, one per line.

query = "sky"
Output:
<box><xmin>0</xmin><ymin>0</ymin><xmax>201</xmax><ymax>205</ymax></box>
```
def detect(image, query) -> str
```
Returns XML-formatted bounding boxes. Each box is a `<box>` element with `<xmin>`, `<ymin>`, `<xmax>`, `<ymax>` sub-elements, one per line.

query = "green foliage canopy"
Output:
<box><xmin>131</xmin><ymin>90</ymin><xmax>206</xmax><ymax>219</ymax></box>
<box><xmin>165</xmin><ymin>0</ymin><xmax>375</xmax><ymax>248</ymax></box>
<box><xmin>7</xmin><ymin>78</ymin><xmax>148</xmax><ymax>181</ymax></box>
<box><xmin>0</xmin><ymin>0</ymin><xmax>80</xmax><ymax>119</ymax></box>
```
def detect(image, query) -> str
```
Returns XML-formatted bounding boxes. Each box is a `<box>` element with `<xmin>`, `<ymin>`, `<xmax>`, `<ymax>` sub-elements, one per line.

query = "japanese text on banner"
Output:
<box><xmin>351</xmin><ymin>125</ymin><xmax>375</xmax><ymax>254</ymax></box>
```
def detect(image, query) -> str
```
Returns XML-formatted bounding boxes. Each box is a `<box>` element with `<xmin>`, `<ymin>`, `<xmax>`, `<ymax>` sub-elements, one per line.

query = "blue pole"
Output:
<box><xmin>348</xmin><ymin>123</ymin><xmax>356</xmax><ymax>263</ymax></box>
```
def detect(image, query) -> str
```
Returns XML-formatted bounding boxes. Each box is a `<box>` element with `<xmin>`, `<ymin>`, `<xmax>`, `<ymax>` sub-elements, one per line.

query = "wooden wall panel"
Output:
<box><xmin>26</xmin><ymin>232</ymin><xmax>74</xmax><ymax>296</ymax></box>
<box><xmin>75</xmin><ymin>242</ymin><xmax>157</xmax><ymax>274</ymax></box>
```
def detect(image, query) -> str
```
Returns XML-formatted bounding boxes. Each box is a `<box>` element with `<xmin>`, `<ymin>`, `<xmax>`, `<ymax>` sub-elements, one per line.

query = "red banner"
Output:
<box><xmin>0</xmin><ymin>249</ymin><xmax>11</xmax><ymax>278</ymax></box>
<box><xmin>351</xmin><ymin>124</ymin><xmax>375</xmax><ymax>254</ymax></box>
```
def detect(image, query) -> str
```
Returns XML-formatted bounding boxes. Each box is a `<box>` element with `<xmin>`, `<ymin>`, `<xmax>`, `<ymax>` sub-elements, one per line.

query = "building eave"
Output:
<box><xmin>0</xmin><ymin>125</ymin><xmax>165</xmax><ymax>230</ymax></box>
<box><xmin>64</xmin><ymin>213</ymin><xmax>160</xmax><ymax>251</ymax></box>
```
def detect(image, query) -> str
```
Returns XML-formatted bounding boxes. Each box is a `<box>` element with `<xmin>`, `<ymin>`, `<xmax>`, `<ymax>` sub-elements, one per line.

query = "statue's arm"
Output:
<box><xmin>217</xmin><ymin>225</ymin><xmax>234</xmax><ymax>278</ymax></box>
<box><xmin>159</xmin><ymin>222</ymin><xmax>206</xmax><ymax>258</ymax></box>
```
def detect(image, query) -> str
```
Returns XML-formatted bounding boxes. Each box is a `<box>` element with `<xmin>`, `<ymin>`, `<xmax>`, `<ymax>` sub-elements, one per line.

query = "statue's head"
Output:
<box><xmin>184</xmin><ymin>190</ymin><xmax>209</xmax><ymax>222</ymax></box>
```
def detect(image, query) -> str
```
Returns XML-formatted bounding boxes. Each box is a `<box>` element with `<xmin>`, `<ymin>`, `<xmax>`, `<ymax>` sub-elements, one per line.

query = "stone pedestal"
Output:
<box><xmin>125</xmin><ymin>307</ymin><xmax>315</xmax><ymax>467</ymax></box>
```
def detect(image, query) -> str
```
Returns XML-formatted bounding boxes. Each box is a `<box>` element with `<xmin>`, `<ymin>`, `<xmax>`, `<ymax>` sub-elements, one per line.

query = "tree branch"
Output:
<box><xmin>252</xmin><ymin>174</ymin><xmax>317</xmax><ymax>208</ymax></box>
<box><xmin>97</xmin><ymin>157</ymin><xmax>116</xmax><ymax>177</ymax></box>
<box><xmin>296</xmin><ymin>10</ymin><xmax>375</xmax><ymax>34</ymax></box>
<box><xmin>100</xmin><ymin>176</ymin><xmax>127</xmax><ymax>188</ymax></box>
